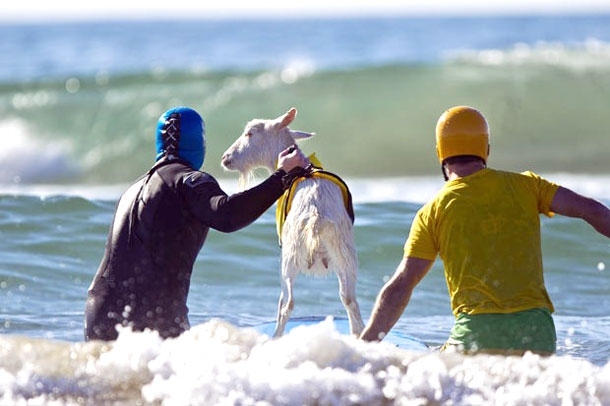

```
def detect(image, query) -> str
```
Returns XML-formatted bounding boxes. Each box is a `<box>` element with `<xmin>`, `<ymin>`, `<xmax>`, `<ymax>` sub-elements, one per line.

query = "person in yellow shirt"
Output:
<box><xmin>360</xmin><ymin>105</ymin><xmax>610</xmax><ymax>355</ymax></box>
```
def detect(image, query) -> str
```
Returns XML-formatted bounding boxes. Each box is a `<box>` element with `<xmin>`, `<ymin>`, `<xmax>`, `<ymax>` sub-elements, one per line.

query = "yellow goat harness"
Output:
<box><xmin>275</xmin><ymin>153</ymin><xmax>354</xmax><ymax>246</ymax></box>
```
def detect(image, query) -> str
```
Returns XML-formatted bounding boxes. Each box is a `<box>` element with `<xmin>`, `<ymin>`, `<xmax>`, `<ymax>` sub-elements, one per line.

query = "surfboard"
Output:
<box><xmin>252</xmin><ymin>316</ymin><xmax>429</xmax><ymax>352</ymax></box>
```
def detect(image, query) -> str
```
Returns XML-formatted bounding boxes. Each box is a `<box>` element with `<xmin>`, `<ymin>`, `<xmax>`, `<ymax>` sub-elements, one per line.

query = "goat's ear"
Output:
<box><xmin>278</xmin><ymin>107</ymin><xmax>297</xmax><ymax>128</ymax></box>
<box><xmin>290</xmin><ymin>130</ymin><xmax>315</xmax><ymax>140</ymax></box>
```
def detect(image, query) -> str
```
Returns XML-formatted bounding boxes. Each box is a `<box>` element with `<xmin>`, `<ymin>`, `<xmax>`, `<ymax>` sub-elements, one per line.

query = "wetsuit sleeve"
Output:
<box><xmin>182</xmin><ymin>170</ymin><xmax>286</xmax><ymax>232</ymax></box>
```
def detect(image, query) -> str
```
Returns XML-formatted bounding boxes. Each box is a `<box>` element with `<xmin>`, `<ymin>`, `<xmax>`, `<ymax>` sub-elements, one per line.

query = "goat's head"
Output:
<box><xmin>221</xmin><ymin>107</ymin><xmax>314</xmax><ymax>186</ymax></box>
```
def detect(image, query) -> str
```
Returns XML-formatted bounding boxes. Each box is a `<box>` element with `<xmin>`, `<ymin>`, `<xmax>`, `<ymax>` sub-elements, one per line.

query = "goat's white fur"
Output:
<box><xmin>221</xmin><ymin>107</ymin><xmax>364</xmax><ymax>337</ymax></box>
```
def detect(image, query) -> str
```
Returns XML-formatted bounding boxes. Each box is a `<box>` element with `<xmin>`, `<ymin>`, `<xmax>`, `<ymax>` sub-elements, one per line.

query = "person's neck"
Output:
<box><xmin>446</xmin><ymin>161</ymin><xmax>486</xmax><ymax>181</ymax></box>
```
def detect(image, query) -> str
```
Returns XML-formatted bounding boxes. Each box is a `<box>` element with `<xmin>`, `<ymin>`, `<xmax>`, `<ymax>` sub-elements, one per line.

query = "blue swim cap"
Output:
<box><xmin>155</xmin><ymin>106</ymin><xmax>206</xmax><ymax>169</ymax></box>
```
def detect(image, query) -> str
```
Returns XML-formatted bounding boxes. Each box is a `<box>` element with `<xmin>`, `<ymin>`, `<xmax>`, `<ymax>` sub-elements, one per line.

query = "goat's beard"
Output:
<box><xmin>238</xmin><ymin>169</ymin><xmax>265</xmax><ymax>190</ymax></box>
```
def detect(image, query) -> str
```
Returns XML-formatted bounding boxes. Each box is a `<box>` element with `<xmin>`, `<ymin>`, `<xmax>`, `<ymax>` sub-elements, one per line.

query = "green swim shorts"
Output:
<box><xmin>444</xmin><ymin>308</ymin><xmax>557</xmax><ymax>355</ymax></box>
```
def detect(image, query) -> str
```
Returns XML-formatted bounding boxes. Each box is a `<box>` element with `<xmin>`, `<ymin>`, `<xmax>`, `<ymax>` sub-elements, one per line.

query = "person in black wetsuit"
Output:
<box><xmin>84</xmin><ymin>106</ymin><xmax>309</xmax><ymax>341</ymax></box>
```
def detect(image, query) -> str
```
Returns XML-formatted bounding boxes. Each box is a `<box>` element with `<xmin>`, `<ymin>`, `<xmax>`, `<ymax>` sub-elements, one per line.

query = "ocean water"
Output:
<box><xmin>1</xmin><ymin>14</ymin><xmax>610</xmax><ymax>405</ymax></box>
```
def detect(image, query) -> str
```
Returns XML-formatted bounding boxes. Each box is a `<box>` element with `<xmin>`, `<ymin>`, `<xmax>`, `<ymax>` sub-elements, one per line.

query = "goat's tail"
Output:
<box><xmin>301</xmin><ymin>212</ymin><xmax>324</xmax><ymax>268</ymax></box>
<box><xmin>299</xmin><ymin>212</ymin><xmax>357</xmax><ymax>277</ymax></box>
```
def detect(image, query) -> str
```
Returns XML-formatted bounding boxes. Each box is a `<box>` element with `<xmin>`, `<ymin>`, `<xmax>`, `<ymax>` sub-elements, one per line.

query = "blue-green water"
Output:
<box><xmin>1</xmin><ymin>179</ymin><xmax>610</xmax><ymax>404</ymax></box>
<box><xmin>2</xmin><ymin>16</ymin><xmax>610</xmax><ymax>185</ymax></box>
<box><xmin>1</xmin><ymin>15</ymin><xmax>610</xmax><ymax>405</ymax></box>
<box><xmin>3</xmin><ymin>60</ymin><xmax>610</xmax><ymax>183</ymax></box>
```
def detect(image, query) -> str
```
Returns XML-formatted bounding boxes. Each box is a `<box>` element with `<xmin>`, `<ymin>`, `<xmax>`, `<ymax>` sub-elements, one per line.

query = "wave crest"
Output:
<box><xmin>0</xmin><ymin>119</ymin><xmax>79</xmax><ymax>184</ymax></box>
<box><xmin>447</xmin><ymin>38</ymin><xmax>610</xmax><ymax>71</ymax></box>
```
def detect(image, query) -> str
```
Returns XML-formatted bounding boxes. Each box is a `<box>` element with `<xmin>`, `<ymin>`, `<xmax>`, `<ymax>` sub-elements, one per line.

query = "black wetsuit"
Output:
<box><xmin>85</xmin><ymin>158</ymin><xmax>286</xmax><ymax>341</ymax></box>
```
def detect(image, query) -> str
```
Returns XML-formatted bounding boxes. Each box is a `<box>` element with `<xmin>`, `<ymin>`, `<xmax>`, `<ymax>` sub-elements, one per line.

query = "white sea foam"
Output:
<box><xmin>0</xmin><ymin>119</ymin><xmax>79</xmax><ymax>184</ymax></box>
<box><xmin>0</xmin><ymin>318</ymin><xmax>609</xmax><ymax>405</ymax></box>
<box><xmin>448</xmin><ymin>39</ymin><xmax>610</xmax><ymax>71</ymax></box>
<box><xmin>2</xmin><ymin>173</ymin><xmax>610</xmax><ymax>206</ymax></box>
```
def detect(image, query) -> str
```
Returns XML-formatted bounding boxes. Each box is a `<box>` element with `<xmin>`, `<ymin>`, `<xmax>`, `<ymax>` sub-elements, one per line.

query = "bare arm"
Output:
<box><xmin>360</xmin><ymin>256</ymin><xmax>434</xmax><ymax>342</ymax></box>
<box><xmin>550</xmin><ymin>186</ymin><xmax>610</xmax><ymax>238</ymax></box>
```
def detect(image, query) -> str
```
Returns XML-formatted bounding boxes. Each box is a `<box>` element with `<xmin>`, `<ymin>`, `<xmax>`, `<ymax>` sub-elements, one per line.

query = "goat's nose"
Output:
<box><xmin>221</xmin><ymin>153</ymin><xmax>231</xmax><ymax>167</ymax></box>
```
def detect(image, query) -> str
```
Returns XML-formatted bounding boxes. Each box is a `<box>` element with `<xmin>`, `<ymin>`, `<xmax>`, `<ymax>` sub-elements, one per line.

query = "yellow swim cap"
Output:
<box><xmin>435</xmin><ymin>106</ymin><xmax>489</xmax><ymax>163</ymax></box>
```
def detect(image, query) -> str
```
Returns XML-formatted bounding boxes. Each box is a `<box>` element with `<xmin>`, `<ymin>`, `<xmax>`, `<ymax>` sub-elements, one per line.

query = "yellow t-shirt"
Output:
<box><xmin>404</xmin><ymin>168</ymin><xmax>560</xmax><ymax>316</ymax></box>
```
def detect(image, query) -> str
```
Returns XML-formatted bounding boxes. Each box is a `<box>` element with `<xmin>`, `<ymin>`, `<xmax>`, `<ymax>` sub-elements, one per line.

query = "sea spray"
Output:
<box><xmin>1</xmin><ymin>319</ymin><xmax>609</xmax><ymax>405</ymax></box>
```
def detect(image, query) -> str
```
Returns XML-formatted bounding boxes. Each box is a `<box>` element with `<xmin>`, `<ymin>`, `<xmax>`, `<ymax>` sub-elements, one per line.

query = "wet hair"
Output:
<box><xmin>441</xmin><ymin>155</ymin><xmax>486</xmax><ymax>181</ymax></box>
<box><xmin>444</xmin><ymin>155</ymin><xmax>485</xmax><ymax>165</ymax></box>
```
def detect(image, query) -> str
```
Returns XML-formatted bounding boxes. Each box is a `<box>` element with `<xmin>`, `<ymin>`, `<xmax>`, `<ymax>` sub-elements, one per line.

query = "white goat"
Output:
<box><xmin>221</xmin><ymin>107</ymin><xmax>364</xmax><ymax>337</ymax></box>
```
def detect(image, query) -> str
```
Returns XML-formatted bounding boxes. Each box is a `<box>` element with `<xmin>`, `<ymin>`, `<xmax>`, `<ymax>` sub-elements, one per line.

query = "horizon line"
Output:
<box><xmin>3</xmin><ymin>4</ymin><xmax>610</xmax><ymax>24</ymax></box>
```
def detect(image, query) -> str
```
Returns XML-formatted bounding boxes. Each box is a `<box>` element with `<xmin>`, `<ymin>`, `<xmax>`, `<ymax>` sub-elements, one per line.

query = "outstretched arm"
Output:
<box><xmin>192</xmin><ymin>146</ymin><xmax>310</xmax><ymax>232</ymax></box>
<box><xmin>360</xmin><ymin>256</ymin><xmax>434</xmax><ymax>342</ymax></box>
<box><xmin>550</xmin><ymin>186</ymin><xmax>610</xmax><ymax>238</ymax></box>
